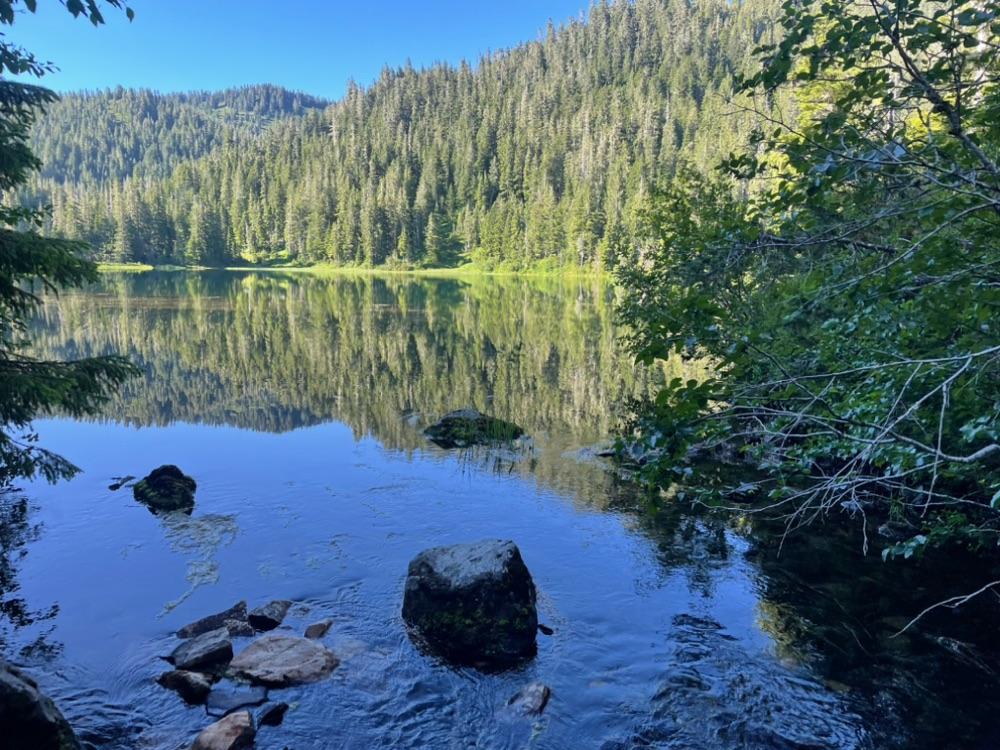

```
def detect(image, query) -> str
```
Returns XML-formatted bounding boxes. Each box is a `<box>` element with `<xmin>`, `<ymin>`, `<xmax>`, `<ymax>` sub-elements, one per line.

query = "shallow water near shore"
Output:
<box><xmin>2</xmin><ymin>271</ymin><xmax>997</xmax><ymax>749</ymax></box>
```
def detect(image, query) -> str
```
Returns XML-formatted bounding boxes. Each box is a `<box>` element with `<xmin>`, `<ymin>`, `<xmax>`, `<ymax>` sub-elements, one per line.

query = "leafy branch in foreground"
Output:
<box><xmin>0</xmin><ymin>0</ymin><xmax>137</xmax><ymax>486</ymax></box>
<box><xmin>619</xmin><ymin>0</ymin><xmax>1000</xmax><ymax>581</ymax></box>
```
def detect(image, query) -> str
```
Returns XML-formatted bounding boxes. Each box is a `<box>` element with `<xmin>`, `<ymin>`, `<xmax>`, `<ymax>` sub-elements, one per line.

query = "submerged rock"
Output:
<box><xmin>257</xmin><ymin>701</ymin><xmax>289</xmax><ymax>727</ymax></box>
<box><xmin>206</xmin><ymin>684</ymin><xmax>268</xmax><ymax>718</ymax></box>
<box><xmin>304</xmin><ymin>618</ymin><xmax>333</xmax><ymax>639</ymax></box>
<box><xmin>507</xmin><ymin>682</ymin><xmax>551</xmax><ymax>715</ymax></box>
<box><xmin>402</xmin><ymin>539</ymin><xmax>538</xmax><ymax>668</ymax></box>
<box><xmin>0</xmin><ymin>659</ymin><xmax>80</xmax><ymax>750</ymax></box>
<box><xmin>157</xmin><ymin>670</ymin><xmax>213</xmax><ymax>705</ymax></box>
<box><xmin>230</xmin><ymin>635</ymin><xmax>339</xmax><ymax>687</ymax></box>
<box><xmin>191</xmin><ymin>711</ymin><xmax>254</xmax><ymax>750</ymax></box>
<box><xmin>169</xmin><ymin>627</ymin><xmax>233</xmax><ymax>671</ymax></box>
<box><xmin>177</xmin><ymin>601</ymin><xmax>248</xmax><ymax>639</ymax></box>
<box><xmin>133</xmin><ymin>465</ymin><xmax>197</xmax><ymax>514</ymax></box>
<box><xmin>248</xmin><ymin>600</ymin><xmax>291</xmax><ymax>632</ymax></box>
<box><xmin>423</xmin><ymin>408</ymin><xmax>524</xmax><ymax>449</ymax></box>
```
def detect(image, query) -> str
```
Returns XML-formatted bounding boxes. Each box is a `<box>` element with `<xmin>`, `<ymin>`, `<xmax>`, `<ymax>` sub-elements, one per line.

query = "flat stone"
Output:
<box><xmin>248</xmin><ymin>600</ymin><xmax>291</xmax><ymax>632</ymax></box>
<box><xmin>0</xmin><ymin>659</ymin><xmax>80</xmax><ymax>750</ymax></box>
<box><xmin>170</xmin><ymin>627</ymin><xmax>233</xmax><ymax>671</ymax></box>
<box><xmin>225</xmin><ymin>619</ymin><xmax>255</xmax><ymax>638</ymax></box>
<box><xmin>206</xmin><ymin>683</ymin><xmax>268</xmax><ymax>718</ymax></box>
<box><xmin>157</xmin><ymin>670</ymin><xmax>212</xmax><ymax>704</ymax></box>
<box><xmin>191</xmin><ymin>711</ymin><xmax>255</xmax><ymax>750</ymax></box>
<box><xmin>304</xmin><ymin>618</ymin><xmax>333</xmax><ymax>639</ymax></box>
<box><xmin>230</xmin><ymin>635</ymin><xmax>338</xmax><ymax>687</ymax></box>
<box><xmin>507</xmin><ymin>682</ymin><xmax>551</xmax><ymax>715</ymax></box>
<box><xmin>177</xmin><ymin>602</ymin><xmax>248</xmax><ymax>639</ymax></box>
<box><xmin>257</xmin><ymin>701</ymin><xmax>289</xmax><ymax>727</ymax></box>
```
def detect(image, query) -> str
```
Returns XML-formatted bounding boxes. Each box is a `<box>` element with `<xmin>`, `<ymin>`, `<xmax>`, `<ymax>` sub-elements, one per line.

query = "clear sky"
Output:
<box><xmin>10</xmin><ymin>0</ymin><xmax>593</xmax><ymax>101</ymax></box>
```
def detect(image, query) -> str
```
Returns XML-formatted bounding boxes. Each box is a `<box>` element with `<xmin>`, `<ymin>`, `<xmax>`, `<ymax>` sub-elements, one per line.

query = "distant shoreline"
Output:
<box><xmin>96</xmin><ymin>262</ymin><xmax>611</xmax><ymax>280</ymax></box>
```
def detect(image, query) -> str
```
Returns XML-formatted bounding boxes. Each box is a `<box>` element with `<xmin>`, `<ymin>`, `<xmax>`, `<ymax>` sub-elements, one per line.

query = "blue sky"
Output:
<box><xmin>11</xmin><ymin>1</ymin><xmax>593</xmax><ymax>100</ymax></box>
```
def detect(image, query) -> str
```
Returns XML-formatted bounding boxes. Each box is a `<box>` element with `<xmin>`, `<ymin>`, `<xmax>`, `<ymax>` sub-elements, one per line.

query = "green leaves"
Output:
<box><xmin>0</xmin><ymin>0</ymin><xmax>138</xmax><ymax>485</ymax></box>
<box><xmin>620</xmin><ymin>0</ymin><xmax>1000</xmax><ymax>578</ymax></box>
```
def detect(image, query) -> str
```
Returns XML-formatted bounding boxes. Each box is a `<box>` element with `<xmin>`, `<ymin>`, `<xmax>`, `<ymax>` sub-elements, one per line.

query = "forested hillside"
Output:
<box><xmin>30</xmin><ymin>85</ymin><xmax>329</xmax><ymax>184</ymax></box>
<box><xmin>24</xmin><ymin>0</ymin><xmax>777</xmax><ymax>268</ymax></box>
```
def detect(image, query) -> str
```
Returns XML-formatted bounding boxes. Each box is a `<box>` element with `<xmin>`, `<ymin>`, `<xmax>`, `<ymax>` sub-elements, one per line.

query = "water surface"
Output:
<box><xmin>2</xmin><ymin>271</ymin><xmax>995</xmax><ymax>749</ymax></box>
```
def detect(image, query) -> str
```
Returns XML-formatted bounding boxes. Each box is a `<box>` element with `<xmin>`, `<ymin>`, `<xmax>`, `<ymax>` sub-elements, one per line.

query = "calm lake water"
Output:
<box><xmin>2</xmin><ymin>271</ymin><xmax>997</xmax><ymax>749</ymax></box>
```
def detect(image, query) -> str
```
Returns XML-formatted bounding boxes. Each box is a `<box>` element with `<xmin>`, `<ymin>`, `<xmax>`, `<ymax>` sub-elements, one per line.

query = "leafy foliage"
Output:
<box><xmin>0</xmin><ymin>0</ymin><xmax>137</xmax><ymax>486</ymax></box>
<box><xmin>620</xmin><ymin>0</ymin><xmax>1000</xmax><ymax>570</ymax></box>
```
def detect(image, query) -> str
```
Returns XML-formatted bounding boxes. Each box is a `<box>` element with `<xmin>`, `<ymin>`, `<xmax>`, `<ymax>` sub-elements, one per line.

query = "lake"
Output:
<box><xmin>2</xmin><ymin>271</ymin><xmax>996</xmax><ymax>749</ymax></box>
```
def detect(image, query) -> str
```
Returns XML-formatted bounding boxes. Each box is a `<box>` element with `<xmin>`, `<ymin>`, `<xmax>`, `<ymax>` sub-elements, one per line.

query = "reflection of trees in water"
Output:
<box><xmin>31</xmin><ymin>271</ymin><xmax>697</xmax><ymax>507</ymax></box>
<box><xmin>0</xmin><ymin>494</ymin><xmax>60</xmax><ymax>660</ymax></box>
<box><xmin>746</xmin><ymin>522</ymin><xmax>1000</xmax><ymax>750</ymax></box>
<box><xmin>610</xmin><ymin>495</ymin><xmax>1000</xmax><ymax>750</ymax></box>
<box><xmin>32</xmin><ymin>272</ymin><xmax>673</xmax><ymax>439</ymax></box>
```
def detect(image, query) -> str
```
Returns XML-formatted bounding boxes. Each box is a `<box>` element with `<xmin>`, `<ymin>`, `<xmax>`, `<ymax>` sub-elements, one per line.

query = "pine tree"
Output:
<box><xmin>0</xmin><ymin>0</ymin><xmax>137</xmax><ymax>486</ymax></box>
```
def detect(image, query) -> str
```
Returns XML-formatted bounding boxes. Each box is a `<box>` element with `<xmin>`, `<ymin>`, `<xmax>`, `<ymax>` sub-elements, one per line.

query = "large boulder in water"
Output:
<box><xmin>402</xmin><ymin>539</ymin><xmax>537</xmax><ymax>668</ymax></box>
<box><xmin>133</xmin><ymin>465</ymin><xmax>196</xmax><ymax>514</ymax></box>
<box><xmin>424</xmin><ymin>408</ymin><xmax>524</xmax><ymax>449</ymax></box>
<box><xmin>0</xmin><ymin>659</ymin><xmax>80</xmax><ymax>750</ymax></box>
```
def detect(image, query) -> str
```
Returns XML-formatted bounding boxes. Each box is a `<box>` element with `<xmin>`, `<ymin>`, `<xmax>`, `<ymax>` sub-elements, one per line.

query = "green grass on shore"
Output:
<box><xmin>96</xmin><ymin>262</ymin><xmax>156</xmax><ymax>272</ymax></box>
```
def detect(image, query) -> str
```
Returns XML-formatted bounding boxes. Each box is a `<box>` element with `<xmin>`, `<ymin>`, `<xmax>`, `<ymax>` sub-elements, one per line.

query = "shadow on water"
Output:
<box><xmin>0</xmin><ymin>494</ymin><xmax>61</xmax><ymax>661</ymax></box>
<box><xmin>0</xmin><ymin>271</ymin><xmax>996</xmax><ymax>749</ymax></box>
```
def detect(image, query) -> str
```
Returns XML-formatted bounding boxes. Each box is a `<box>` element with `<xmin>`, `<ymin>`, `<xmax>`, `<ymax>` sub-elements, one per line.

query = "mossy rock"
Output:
<box><xmin>133</xmin><ymin>464</ymin><xmax>196</xmax><ymax>514</ymax></box>
<box><xmin>402</xmin><ymin>539</ymin><xmax>537</xmax><ymax>669</ymax></box>
<box><xmin>423</xmin><ymin>409</ymin><xmax>524</xmax><ymax>449</ymax></box>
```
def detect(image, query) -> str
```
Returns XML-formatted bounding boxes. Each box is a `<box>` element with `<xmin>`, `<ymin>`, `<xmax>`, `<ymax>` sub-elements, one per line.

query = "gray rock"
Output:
<box><xmin>257</xmin><ymin>701</ymin><xmax>289</xmax><ymax>727</ymax></box>
<box><xmin>177</xmin><ymin>602</ymin><xmax>248</xmax><ymax>638</ymax></box>
<box><xmin>170</xmin><ymin>627</ymin><xmax>233</xmax><ymax>671</ymax></box>
<box><xmin>424</xmin><ymin>408</ymin><xmax>524</xmax><ymax>449</ymax></box>
<box><xmin>401</xmin><ymin>539</ymin><xmax>537</xmax><ymax>669</ymax></box>
<box><xmin>133</xmin><ymin>464</ymin><xmax>197</xmax><ymax>514</ymax></box>
<box><xmin>157</xmin><ymin>670</ymin><xmax>212</xmax><ymax>704</ymax></box>
<box><xmin>206</xmin><ymin>683</ymin><xmax>268</xmax><ymax>718</ymax></box>
<box><xmin>191</xmin><ymin>711</ymin><xmax>254</xmax><ymax>750</ymax></box>
<box><xmin>230</xmin><ymin>635</ymin><xmax>339</xmax><ymax>687</ymax></box>
<box><xmin>225</xmin><ymin>619</ymin><xmax>255</xmax><ymax>638</ymax></box>
<box><xmin>304</xmin><ymin>618</ymin><xmax>332</xmax><ymax>639</ymax></box>
<box><xmin>0</xmin><ymin>659</ymin><xmax>80</xmax><ymax>749</ymax></box>
<box><xmin>507</xmin><ymin>682</ymin><xmax>551</xmax><ymax>715</ymax></box>
<box><xmin>248</xmin><ymin>600</ymin><xmax>291</xmax><ymax>632</ymax></box>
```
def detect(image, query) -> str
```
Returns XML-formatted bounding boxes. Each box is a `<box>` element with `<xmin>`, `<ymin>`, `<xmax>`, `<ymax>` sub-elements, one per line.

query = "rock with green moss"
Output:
<box><xmin>0</xmin><ymin>659</ymin><xmax>80</xmax><ymax>749</ymax></box>
<box><xmin>132</xmin><ymin>465</ymin><xmax>196</xmax><ymax>514</ymax></box>
<box><xmin>423</xmin><ymin>409</ymin><xmax>524</xmax><ymax>449</ymax></box>
<box><xmin>402</xmin><ymin>539</ymin><xmax>537</xmax><ymax>669</ymax></box>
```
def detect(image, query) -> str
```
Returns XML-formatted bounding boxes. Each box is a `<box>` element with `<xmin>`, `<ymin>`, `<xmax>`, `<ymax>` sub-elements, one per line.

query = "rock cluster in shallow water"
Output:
<box><xmin>155</xmin><ymin>598</ymin><xmax>338</xmax><ymax>747</ymax></box>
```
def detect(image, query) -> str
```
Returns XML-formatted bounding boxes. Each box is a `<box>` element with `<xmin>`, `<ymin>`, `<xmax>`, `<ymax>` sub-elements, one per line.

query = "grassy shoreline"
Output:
<box><xmin>97</xmin><ymin>261</ymin><xmax>610</xmax><ymax>280</ymax></box>
<box><xmin>96</xmin><ymin>262</ymin><xmax>157</xmax><ymax>272</ymax></box>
